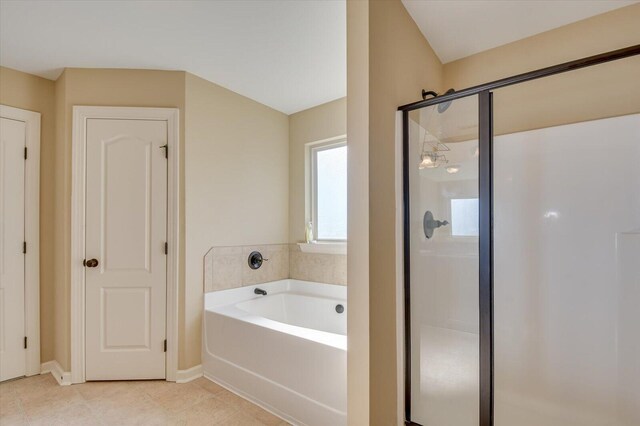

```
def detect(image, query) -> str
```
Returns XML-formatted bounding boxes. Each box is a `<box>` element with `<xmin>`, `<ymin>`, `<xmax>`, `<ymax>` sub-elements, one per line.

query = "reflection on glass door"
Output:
<box><xmin>406</xmin><ymin>94</ymin><xmax>480</xmax><ymax>425</ymax></box>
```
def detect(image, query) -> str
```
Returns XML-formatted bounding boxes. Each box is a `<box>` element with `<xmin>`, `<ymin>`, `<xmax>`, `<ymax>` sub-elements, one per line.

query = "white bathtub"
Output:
<box><xmin>203</xmin><ymin>279</ymin><xmax>347</xmax><ymax>426</ymax></box>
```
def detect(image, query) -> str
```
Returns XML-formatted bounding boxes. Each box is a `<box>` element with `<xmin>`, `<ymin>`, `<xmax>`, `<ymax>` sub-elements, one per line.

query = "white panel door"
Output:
<box><xmin>0</xmin><ymin>117</ymin><xmax>26</xmax><ymax>382</ymax></box>
<box><xmin>85</xmin><ymin>118</ymin><xmax>167</xmax><ymax>380</ymax></box>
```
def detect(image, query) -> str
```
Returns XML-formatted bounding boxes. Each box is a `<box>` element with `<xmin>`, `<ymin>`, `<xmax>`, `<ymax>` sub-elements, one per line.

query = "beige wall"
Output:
<box><xmin>346</xmin><ymin>0</ymin><xmax>370</xmax><ymax>423</ymax></box>
<box><xmin>288</xmin><ymin>97</ymin><xmax>347</xmax><ymax>243</ymax></box>
<box><xmin>183</xmin><ymin>73</ymin><xmax>289</xmax><ymax>369</ymax></box>
<box><xmin>368</xmin><ymin>0</ymin><xmax>443</xmax><ymax>423</ymax></box>
<box><xmin>1</xmin><ymin>66</ymin><xmax>297</xmax><ymax>374</ymax></box>
<box><xmin>444</xmin><ymin>3</ymin><xmax>640</xmax><ymax>135</ymax></box>
<box><xmin>347</xmin><ymin>0</ymin><xmax>443</xmax><ymax>423</ymax></box>
<box><xmin>57</xmin><ymin>69</ymin><xmax>288</xmax><ymax>372</ymax></box>
<box><xmin>0</xmin><ymin>66</ymin><xmax>56</xmax><ymax>364</ymax></box>
<box><xmin>55</xmin><ymin>68</ymin><xmax>187</xmax><ymax>370</ymax></box>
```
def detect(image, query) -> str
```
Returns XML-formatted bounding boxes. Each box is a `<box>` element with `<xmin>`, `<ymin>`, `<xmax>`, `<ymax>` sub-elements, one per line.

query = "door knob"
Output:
<box><xmin>83</xmin><ymin>258</ymin><xmax>99</xmax><ymax>268</ymax></box>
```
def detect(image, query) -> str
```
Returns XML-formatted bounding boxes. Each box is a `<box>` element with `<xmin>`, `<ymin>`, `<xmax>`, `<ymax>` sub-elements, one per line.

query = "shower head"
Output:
<box><xmin>437</xmin><ymin>88</ymin><xmax>456</xmax><ymax>113</ymax></box>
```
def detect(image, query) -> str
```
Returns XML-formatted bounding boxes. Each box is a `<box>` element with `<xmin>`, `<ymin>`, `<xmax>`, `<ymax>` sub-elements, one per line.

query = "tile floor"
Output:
<box><xmin>0</xmin><ymin>373</ymin><xmax>290</xmax><ymax>425</ymax></box>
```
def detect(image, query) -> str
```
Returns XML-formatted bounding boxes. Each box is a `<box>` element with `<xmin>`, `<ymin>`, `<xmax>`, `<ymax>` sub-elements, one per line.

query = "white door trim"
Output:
<box><xmin>71</xmin><ymin>106</ymin><xmax>180</xmax><ymax>383</ymax></box>
<box><xmin>0</xmin><ymin>104</ymin><xmax>41</xmax><ymax>377</ymax></box>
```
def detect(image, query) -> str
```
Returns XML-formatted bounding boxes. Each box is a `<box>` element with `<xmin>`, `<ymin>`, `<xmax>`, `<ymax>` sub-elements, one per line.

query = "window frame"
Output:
<box><xmin>309</xmin><ymin>138</ymin><xmax>347</xmax><ymax>242</ymax></box>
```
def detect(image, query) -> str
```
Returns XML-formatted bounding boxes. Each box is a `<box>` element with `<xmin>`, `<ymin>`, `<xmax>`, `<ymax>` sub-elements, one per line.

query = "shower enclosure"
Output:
<box><xmin>399</xmin><ymin>45</ymin><xmax>640</xmax><ymax>426</ymax></box>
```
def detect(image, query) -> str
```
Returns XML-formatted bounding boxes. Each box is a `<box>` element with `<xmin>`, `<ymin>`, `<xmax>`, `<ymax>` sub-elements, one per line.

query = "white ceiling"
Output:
<box><xmin>2</xmin><ymin>1</ymin><xmax>635</xmax><ymax>113</ymax></box>
<box><xmin>0</xmin><ymin>0</ymin><xmax>346</xmax><ymax>114</ymax></box>
<box><xmin>402</xmin><ymin>0</ymin><xmax>638</xmax><ymax>64</ymax></box>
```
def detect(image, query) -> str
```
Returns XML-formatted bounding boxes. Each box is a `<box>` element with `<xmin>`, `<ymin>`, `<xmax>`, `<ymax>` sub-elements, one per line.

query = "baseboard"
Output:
<box><xmin>39</xmin><ymin>360</ymin><xmax>198</xmax><ymax>385</ymax></box>
<box><xmin>41</xmin><ymin>361</ymin><xmax>72</xmax><ymax>386</ymax></box>
<box><xmin>176</xmin><ymin>364</ymin><xmax>203</xmax><ymax>383</ymax></box>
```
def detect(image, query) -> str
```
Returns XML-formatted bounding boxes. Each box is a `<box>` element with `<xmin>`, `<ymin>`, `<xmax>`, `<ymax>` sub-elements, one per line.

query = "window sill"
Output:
<box><xmin>298</xmin><ymin>242</ymin><xmax>347</xmax><ymax>255</ymax></box>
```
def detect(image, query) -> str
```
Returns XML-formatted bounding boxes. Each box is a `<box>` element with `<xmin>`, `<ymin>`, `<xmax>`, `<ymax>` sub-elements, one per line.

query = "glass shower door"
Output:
<box><xmin>406</xmin><ymin>94</ymin><xmax>480</xmax><ymax>425</ymax></box>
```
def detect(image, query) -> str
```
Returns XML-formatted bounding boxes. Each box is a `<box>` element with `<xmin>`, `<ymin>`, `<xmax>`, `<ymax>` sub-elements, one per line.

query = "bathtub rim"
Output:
<box><xmin>204</xmin><ymin>279</ymin><xmax>347</xmax><ymax>350</ymax></box>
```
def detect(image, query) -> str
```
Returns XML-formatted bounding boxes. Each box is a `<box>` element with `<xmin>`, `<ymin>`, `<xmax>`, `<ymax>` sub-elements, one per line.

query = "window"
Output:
<box><xmin>450</xmin><ymin>198</ymin><xmax>479</xmax><ymax>237</ymax></box>
<box><xmin>311</xmin><ymin>142</ymin><xmax>347</xmax><ymax>241</ymax></box>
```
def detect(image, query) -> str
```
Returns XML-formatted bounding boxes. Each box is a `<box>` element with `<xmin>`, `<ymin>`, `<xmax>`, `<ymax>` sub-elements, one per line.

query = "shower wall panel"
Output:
<box><xmin>493</xmin><ymin>113</ymin><xmax>640</xmax><ymax>426</ymax></box>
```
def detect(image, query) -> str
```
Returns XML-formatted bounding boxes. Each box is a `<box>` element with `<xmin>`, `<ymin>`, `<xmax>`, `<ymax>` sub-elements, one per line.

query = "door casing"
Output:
<box><xmin>0</xmin><ymin>104</ymin><xmax>41</xmax><ymax>379</ymax></box>
<box><xmin>71</xmin><ymin>106</ymin><xmax>180</xmax><ymax>383</ymax></box>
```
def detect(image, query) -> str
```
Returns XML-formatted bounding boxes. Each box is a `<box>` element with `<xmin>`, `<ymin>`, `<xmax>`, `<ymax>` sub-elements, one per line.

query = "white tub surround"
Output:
<box><xmin>203</xmin><ymin>279</ymin><xmax>347</xmax><ymax>426</ymax></box>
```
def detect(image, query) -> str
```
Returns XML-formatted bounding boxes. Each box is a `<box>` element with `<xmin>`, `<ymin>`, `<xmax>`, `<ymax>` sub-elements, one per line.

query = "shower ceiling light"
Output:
<box><xmin>446</xmin><ymin>165</ymin><xmax>460</xmax><ymax>174</ymax></box>
<box><xmin>423</xmin><ymin>131</ymin><xmax>450</xmax><ymax>153</ymax></box>
<box><xmin>419</xmin><ymin>130</ymin><xmax>450</xmax><ymax>169</ymax></box>
<box><xmin>419</xmin><ymin>151</ymin><xmax>448</xmax><ymax>169</ymax></box>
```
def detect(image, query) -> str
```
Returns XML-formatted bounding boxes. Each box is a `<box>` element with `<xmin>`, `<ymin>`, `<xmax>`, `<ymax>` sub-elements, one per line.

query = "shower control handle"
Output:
<box><xmin>248</xmin><ymin>251</ymin><xmax>268</xmax><ymax>270</ymax></box>
<box><xmin>427</xmin><ymin>219</ymin><xmax>449</xmax><ymax>229</ymax></box>
<box><xmin>423</xmin><ymin>211</ymin><xmax>449</xmax><ymax>239</ymax></box>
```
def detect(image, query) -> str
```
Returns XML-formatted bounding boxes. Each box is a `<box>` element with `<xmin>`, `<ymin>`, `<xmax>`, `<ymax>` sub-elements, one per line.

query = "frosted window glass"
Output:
<box><xmin>451</xmin><ymin>198</ymin><xmax>479</xmax><ymax>237</ymax></box>
<box><xmin>316</xmin><ymin>145</ymin><xmax>347</xmax><ymax>240</ymax></box>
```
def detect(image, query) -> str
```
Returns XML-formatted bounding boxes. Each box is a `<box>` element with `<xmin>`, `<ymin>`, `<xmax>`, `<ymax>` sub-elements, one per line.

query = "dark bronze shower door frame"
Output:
<box><xmin>398</xmin><ymin>44</ymin><xmax>640</xmax><ymax>426</ymax></box>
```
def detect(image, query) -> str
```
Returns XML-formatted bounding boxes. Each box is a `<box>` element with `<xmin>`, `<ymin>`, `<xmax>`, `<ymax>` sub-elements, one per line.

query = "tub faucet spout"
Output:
<box><xmin>254</xmin><ymin>288</ymin><xmax>267</xmax><ymax>296</ymax></box>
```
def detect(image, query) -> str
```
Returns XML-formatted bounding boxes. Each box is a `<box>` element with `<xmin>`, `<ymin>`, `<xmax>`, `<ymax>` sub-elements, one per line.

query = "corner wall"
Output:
<box><xmin>346</xmin><ymin>0</ymin><xmax>370</xmax><ymax>423</ymax></box>
<box><xmin>0</xmin><ymin>66</ymin><xmax>56</xmax><ymax>364</ymax></box>
<box><xmin>368</xmin><ymin>1</ymin><xmax>443</xmax><ymax>423</ymax></box>
<box><xmin>183</xmin><ymin>72</ymin><xmax>289</xmax><ymax>369</ymax></box>
<box><xmin>347</xmin><ymin>0</ymin><xmax>444</xmax><ymax>423</ymax></box>
<box><xmin>53</xmin><ymin>70</ymin><xmax>68</xmax><ymax>369</ymax></box>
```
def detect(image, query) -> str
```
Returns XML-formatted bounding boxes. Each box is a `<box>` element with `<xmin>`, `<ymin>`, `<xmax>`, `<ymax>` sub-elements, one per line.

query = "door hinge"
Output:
<box><xmin>23</xmin><ymin>241</ymin><xmax>27</xmax><ymax>254</ymax></box>
<box><xmin>164</xmin><ymin>242</ymin><xmax>168</xmax><ymax>255</ymax></box>
<box><xmin>24</xmin><ymin>147</ymin><xmax>28</xmax><ymax>160</ymax></box>
<box><xmin>163</xmin><ymin>339</ymin><xmax>167</xmax><ymax>352</ymax></box>
<box><xmin>24</xmin><ymin>336</ymin><xmax>28</xmax><ymax>349</ymax></box>
<box><xmin>160</xmin><ymin>144</ymin><xmax>168</xmax><ymax>159</ymax></box>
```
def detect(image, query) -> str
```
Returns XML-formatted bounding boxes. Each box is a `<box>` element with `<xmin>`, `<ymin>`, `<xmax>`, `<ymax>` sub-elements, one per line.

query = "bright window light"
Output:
<box><xmin>314</xmin><ymin>144</ymin><xmax>347</xmax><ymax>240</ymax></box>
<box><xmin>451</xmin><ymin>198</ymin><xmax>479</xmax><ymax>237</ymax></box>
